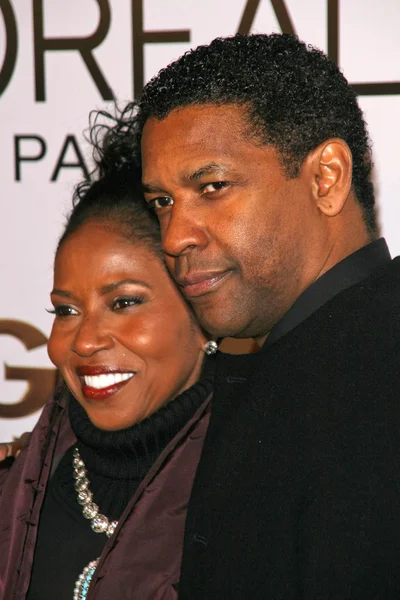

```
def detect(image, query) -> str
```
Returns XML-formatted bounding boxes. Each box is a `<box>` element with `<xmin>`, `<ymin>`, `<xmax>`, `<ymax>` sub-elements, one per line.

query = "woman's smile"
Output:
<box><xmin>47</xmin><ymin>220</ymin><xmax>207</xmax><ymax>430</ymax></box>
<box><xmin>77</xmin><ymin>366</ymin><xmax>137</xmax><ymax>400</ymax></box>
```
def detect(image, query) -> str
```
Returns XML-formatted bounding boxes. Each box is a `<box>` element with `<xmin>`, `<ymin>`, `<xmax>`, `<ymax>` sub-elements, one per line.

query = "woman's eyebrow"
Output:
<box><xmin>99</xmin><ymin>280</ymin><xmax>152</xmax><ymax>295</ymax></box>
<box><xmin>50</xmin><ymin>288</ymin><xmax>73</xmax><ymax>298</ymax></box>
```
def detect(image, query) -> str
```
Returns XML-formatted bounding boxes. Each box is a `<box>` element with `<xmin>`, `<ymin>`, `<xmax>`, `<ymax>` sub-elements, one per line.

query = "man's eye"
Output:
<box><xmin>201</xmin><ymin>181</ymin><xmax>229</xmax><ymax>194</ymax></box>
<box><xmin>148</xmin><ymin>196</ymin><xmax>174</xmax><ymax>210</ymax></box>
<box><xmin>112</xmin><ymin>296</ymin><xmax>144</xmax><ymax>310</ymax></box>
<box><xmin>47</xmin><ymin>305</ymin><xmax>78</xmax><ymax>317</ymax></box>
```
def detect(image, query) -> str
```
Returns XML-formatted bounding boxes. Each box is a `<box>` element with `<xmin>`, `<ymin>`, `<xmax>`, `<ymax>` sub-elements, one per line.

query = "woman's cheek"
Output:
<box><xmin>124</xmin><ymin>319</ymin><xmax>156</xmax><ymax>355</ymax></box>
<box><xmin>47</xmin><ymin>336</ymin><xmax>58</xmax><ymax>368</ymax></box>
<box><xmin>47</xmin><ymin>327</ymin><xmax>67</xmax><ymax>369</ymax></box>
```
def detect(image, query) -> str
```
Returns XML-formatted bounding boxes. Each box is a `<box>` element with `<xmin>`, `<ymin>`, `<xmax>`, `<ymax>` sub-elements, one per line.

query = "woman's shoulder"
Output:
<box><xmin>0</xmin><ymin>385</ymin><xmax>73</xmax><ymax>494</ymax></box>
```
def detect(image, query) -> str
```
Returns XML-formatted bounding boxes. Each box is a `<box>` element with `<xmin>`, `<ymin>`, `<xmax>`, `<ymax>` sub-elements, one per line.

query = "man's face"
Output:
<box><xmin>142</xmin><ymin>104</ymin><xmax>330</xmax><ymax>342</ymax></box>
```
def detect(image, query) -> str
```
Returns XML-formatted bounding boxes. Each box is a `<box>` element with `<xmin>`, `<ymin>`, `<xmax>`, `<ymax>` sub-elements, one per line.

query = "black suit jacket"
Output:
<box><xmin>180</xmin><ymin>257</ymin><xmax>400</xmax><ymax>599</ymax></box>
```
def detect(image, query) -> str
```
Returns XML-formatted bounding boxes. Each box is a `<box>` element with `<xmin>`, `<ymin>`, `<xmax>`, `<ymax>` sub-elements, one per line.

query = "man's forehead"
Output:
<box><xmin>140</xmin><ymin>103</ymin><xmax>277</xmax><ymax>190</ymax></box>
<box><xmin>142</xmin><ymin>103</ymin><xmax>251</xmax><ymax>141</ymax></box>
<box><xmin>141</xmin><ymin>103</ymin><xmax>258</xmax><ymax>171</ymax></box>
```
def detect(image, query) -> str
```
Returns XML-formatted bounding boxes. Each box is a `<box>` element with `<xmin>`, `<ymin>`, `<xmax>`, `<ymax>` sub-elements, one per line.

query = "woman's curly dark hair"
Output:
<box><xmin>136</xmin><ymin>33</ymin><xmax>376</xmax><ymax>235</ymax></box>
<box><xmin>71</xmin><ymin>102</ymin><xmax>142</xmax><ymax>204</ymax></box>
<box><xmin>57</xmin><ymin>103</ymin><xmax>161</xmax><ymax>255</ymax></box>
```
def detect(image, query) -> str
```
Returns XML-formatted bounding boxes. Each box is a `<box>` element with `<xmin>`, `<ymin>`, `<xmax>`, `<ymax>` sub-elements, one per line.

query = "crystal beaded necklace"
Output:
<box><xmin>72</xmin><ymin>447</ymin><xmax>118</xmax><ymax>599</ymax></box>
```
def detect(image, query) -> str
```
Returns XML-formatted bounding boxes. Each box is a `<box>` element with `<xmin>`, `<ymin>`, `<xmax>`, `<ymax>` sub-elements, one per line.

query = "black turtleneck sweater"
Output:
<box><xmin>26</xmin><ymin>367</ymin><xmax>214</xmax><ymax>600</ymax></box>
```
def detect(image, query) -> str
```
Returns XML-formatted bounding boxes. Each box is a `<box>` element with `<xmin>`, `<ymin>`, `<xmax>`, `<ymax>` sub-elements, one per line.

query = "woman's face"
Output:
<box><xmin>48</xmin><ymin>220</ymin><xmax>207</xmax><ymax>431</ymax></box>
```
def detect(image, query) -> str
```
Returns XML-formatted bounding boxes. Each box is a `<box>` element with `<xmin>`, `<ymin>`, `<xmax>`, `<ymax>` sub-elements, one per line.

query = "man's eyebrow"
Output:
<box><xmin>142</xmin><ymin>162</ymin><xmax>230</xmax><ymax>192</ymax></box>
<box><xmin>142</xmin><ymin>183</ymin><xmax>165</xmax><ymax>194</ymax></box>
<box><xmin>99</xmin><ymin>279</ymin><xmax>151</xmax><ymax>295</ymax></box>
<box><xmin>187</xmin><ymin>162</ymin><xmax>229</xmax><ymax>181</ymax></box>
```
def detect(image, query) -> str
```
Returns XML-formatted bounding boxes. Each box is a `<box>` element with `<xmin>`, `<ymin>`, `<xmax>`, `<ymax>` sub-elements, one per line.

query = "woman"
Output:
<box><xmin>0</xmin><ymin>163</ymin><xmax>217</xmax><ymax>599</ymax></box>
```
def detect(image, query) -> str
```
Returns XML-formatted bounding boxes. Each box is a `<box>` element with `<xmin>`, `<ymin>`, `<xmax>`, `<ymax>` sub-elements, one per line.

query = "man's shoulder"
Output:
<box><xmin>336</xmin><ymin>256</ymin><xmax>400</xmax><ymax>327</ymax></box>
<box><xmin>312</xmin><ymin>256</ymin><xmax>400</xmax><ymax>328</ymax></box>
<box><xmin>361</xmin><ymin>255</ymin><xmax>400</xmax><ymax>292</ymax></box>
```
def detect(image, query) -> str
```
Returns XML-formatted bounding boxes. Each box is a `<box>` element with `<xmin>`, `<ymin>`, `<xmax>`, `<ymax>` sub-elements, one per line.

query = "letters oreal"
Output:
<box><xmin>3</xmin><ymin>0</ymin><xmax>400</xmax><ymax>181</ymax></box>
<box><xmin>1</xmin><ymin>0</ymin><xmax>399</xmax><ymax>102</ymax></box>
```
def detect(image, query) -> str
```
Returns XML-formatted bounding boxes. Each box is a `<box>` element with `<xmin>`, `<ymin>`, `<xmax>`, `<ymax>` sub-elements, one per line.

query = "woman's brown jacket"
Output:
<box><xmin>0</xmin><ymin>388</ymin><xmax>211</xmax><ymax>599</ymax></box>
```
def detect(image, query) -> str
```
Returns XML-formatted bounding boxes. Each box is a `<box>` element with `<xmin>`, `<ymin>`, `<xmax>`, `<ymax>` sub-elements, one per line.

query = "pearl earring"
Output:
<box><xmin>204</xmin><ymin>340</ymin><xmax>218</xmax><ymax>355</ymax></box>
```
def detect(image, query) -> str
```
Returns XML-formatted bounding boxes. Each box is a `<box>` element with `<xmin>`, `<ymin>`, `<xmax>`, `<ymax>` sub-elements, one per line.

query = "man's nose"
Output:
<box><xmin>161</xmin><ymin>203</ymin><xmax>209</xmax><ymax>258</ymax></box>
<box><xmin>72</xmin><ymin>316</ymin><xmax>113</xmax><ymax>358</ymax></box>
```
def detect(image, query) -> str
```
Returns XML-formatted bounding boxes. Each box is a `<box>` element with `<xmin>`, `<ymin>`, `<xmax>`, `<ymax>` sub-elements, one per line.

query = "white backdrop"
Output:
<box><xmin>1</xmin><ymin>0</ymin><xmax>400</xmax><ymax>440</ymax></box>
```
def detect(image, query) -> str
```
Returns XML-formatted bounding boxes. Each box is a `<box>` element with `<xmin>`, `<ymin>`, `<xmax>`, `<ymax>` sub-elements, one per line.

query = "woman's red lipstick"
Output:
<box><xmin>77</xmin><ymin>366</ymin><xmax>136</xmax><ymax>401</ymax></box>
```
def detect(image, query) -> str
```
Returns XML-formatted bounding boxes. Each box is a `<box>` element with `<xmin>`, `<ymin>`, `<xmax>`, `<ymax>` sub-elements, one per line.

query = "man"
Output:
<box><xmin>139</xmin><ymin>34</ymin><xmax>400</xmax><ymax>596</ymax></box>
<box><xmin>136</xmin><ymin>32</ymin><xmax>400</xmax><ymax>599</ymax></box>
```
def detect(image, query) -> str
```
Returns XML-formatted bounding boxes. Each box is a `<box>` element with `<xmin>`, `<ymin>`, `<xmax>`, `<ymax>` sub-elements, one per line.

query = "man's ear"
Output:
<box><xmin>309</xmin><ymin>138</ymin><xmax>353</xmax><ymax>217</ymax></box>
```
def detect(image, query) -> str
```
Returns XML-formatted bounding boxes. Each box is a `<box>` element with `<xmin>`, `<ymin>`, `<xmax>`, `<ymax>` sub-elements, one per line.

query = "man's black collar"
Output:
<box><xmin>264</xmin><ymin>238</ymin><xmax>391</xmax><ymax>348</ymax></box>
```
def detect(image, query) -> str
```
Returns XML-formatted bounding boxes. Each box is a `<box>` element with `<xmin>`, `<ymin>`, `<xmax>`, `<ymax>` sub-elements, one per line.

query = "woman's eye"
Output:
<box><xmin>47</xmin><ymin>305</ymin><xmax>78</xmax><ymax>317</ymax></box>
<box><xmin>148</xmin><ymin>196</ymin><xmax>174</xmax><ymax>210</ymax></box>
<box><xmin>112</xmin><ymin>296</ymin><xmax>144</xmax><ymax>310</ymax></box>
<box><xmin>201</xmin><ymin>181</ymin><xmax>229</xmax><ymax>195</ymax></box>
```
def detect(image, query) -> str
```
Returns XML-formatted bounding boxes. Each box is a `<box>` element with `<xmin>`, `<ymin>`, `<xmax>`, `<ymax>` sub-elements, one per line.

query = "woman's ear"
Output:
<box><xmin>309</xmin><ymin>138</ymin><xmax>353</xmax><ymax>217</ymax></box>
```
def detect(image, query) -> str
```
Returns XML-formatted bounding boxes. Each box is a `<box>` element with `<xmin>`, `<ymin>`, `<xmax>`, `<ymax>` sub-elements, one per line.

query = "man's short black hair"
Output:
<box><xmin>137</xmin><ymin>33</ymin><xmax>376</xmax><ymax>235</ymax></box>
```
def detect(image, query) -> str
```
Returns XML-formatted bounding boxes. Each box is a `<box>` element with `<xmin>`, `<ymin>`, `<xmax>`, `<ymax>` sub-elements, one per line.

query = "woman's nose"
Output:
<box><xmin>72</xmin><ymin>316</ymin><xmax>113</xmax><ymax>357</ymax></box>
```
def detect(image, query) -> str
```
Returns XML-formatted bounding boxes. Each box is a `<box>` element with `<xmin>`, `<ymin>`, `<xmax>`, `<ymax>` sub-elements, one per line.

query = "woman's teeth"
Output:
<box><xmin>83</xmin><ymin>372</ymin><xmax>135</xmax><ymax>390</ymax></box>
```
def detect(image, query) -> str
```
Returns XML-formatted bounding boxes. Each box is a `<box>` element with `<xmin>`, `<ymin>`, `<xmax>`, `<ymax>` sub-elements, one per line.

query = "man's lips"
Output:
<box><xmin>178</xmin><ymin>271</ymin><xmax>232</xmax><ymax>298</ymax></box>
